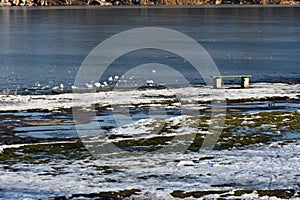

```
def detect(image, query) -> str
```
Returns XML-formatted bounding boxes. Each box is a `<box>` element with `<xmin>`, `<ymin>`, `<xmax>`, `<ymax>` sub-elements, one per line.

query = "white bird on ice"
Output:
<box><xmin>71</xmin><ymin>85</ymin><xmax>78</xmax><ymax>90</ymax></box>
<box><xmin>146</xmin><ymin>80</ymin><xmax>155</xmax><ymax>86</ymax></box>
<box><xmin>114</xmin><ymin>75</ymin><xmax>119</xmax><ymax>81</ymax></box>
<box><xmin>103</xmin><ymin>81</ymin><xmax>108</xmax><ymax>86</ymax></box>
<box><xmin>85</xmin><ymin>83</ymin><xmax>93</xmax><ymax>89</ymax></box>
<box><xmin>94</xmin><ymin>82</ymin><xmax>101</xmax><ymax>88</ymax></box>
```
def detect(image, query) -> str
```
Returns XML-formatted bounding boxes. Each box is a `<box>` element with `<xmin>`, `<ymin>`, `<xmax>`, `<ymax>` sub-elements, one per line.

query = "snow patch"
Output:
<box><xmin>0</xmin><ymin>83</ymin><xmax>299</xmax><ymax>111</ymax></box>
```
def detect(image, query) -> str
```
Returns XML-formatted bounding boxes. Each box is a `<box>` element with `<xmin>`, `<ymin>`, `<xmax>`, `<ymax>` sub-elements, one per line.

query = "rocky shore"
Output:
<box><xmin>0</xmin><ymin>0</ymin><xmax>299</xmax><ymax>7</ymax></box>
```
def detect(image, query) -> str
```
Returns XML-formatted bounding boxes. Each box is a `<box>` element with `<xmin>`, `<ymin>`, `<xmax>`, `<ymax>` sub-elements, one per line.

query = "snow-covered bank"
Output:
<box><xmin>0</xmin><ymin>83</ymin><xmax>299</xmax><ymax>199</ymax></box>
<box><xmin>0</xmin><ymin>83</ymin><xmax>299</xmax><ymax>112</ymax></box>
<box><xmin>0</xmin><ymin>141</ymin><xmax>299</xmax><ymax>199</ymax></box>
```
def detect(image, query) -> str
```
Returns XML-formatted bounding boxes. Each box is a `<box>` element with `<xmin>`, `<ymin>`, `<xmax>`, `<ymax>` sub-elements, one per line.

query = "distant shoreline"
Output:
<box><xmin>1</xmin><ymin>4</ymin><xmax>300</xmax><ymax>8</ymax></box>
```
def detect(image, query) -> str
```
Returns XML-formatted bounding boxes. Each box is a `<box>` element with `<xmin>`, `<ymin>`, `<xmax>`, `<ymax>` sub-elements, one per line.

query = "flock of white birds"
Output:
<box><xmin>52</xmin><ymin>75</ymin><xmax>121</xmax><ymax>91</ymax></box>
<box><xmin>52</xmin><ymin>75</ymin><xmax>159</xmax><ymax>92</ymax></box>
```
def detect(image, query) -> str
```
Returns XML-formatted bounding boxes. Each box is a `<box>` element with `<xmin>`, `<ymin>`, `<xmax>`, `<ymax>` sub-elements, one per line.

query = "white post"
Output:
<box><xmin>213</xmin><ymin>78</ymin><xmax>222</xmax><ymax>89</ymax></box>
<box><xmin>241</xmin><ymin>77</ymin><xmax>249</xmax><ymax>88</ymax></box>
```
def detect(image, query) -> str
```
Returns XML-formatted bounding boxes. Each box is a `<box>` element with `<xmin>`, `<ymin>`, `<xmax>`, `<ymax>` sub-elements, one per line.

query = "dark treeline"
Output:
<box><xmin>0</xmin><ymin>0</ymin><xmax>299</xmax><ymax>8</ymax></box>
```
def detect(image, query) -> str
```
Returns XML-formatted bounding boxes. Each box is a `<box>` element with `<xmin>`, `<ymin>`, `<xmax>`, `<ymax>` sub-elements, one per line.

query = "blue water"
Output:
<box><xmin>0</xmin><ymin>6</ymin><xmax>299</xmax><ymax>93</ymax></box>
